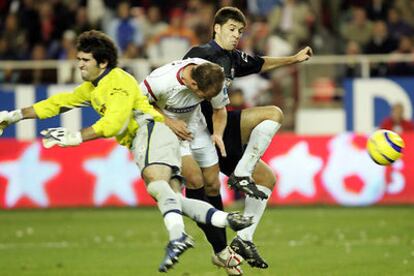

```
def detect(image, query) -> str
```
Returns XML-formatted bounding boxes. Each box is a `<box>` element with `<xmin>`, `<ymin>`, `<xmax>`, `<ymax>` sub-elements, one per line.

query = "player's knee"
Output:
<box><xmin>204</xmin><ymin>178</ymin><xmax>221</xmax><ymax>196</ymax></box>
<box><xmin>253</xmin><ymin>164</ymin><xmax>277</xmax><ymax>190</ymax></box>
<box><xmin>267</xmin><ymin>173</ymin><xmax>277</xmax><ymax>189</ymax></box>
<box><xmin>204</xmin><ymin>184</ymin><xmax>220</xmax><ymax>196</ymax></box>
<box><xmin>266</xmin><ymin>105</ymin><xmax>284</xmax><ymax>124</ymax></box>
<box><xmin>258</xmin><ymin>174</ymin><xmax>276</xmax><ymax>190</ymax></box>
<box><xmin>184</xmin><ymin>173</ymin><xmax>204</xmax><ymax>189</ymax></box>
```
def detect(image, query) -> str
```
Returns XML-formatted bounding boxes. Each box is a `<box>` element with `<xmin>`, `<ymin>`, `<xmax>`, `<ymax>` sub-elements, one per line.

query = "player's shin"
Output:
<box><xmin>186</xmin><ymin>188</ymin><xmax>228</xmax><ymax>254</ymax></box>
<box><xmin>147</xmin><ymin>180</ymin><xmax>185</xmax><ymax>240</ymax></box>
<box><xmin>234</xmin><ymin>120</ymin><xmax>281</xmax><ymax>177</ymax></box>
<box><xmin>177</xmin><ymin>193</ymin><xmax>228</xmax><ymax>227</ymax></box>
<box><xmin>237</xmin><ymin>185</ymin><xmax>272</xmax><ymax>241</ymax></box>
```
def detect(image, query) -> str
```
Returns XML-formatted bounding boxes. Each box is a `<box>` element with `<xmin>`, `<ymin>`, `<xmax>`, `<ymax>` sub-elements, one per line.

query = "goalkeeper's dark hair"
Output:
<box><xmin>76</xmin><ymin>30</ymin><xmax>118</xmax><ymax>68</ymax></box>
<box><xmin>212</xmin><ymin>7</ymin><xmax>246</xmax><ymax>39</ymax></box>
<box><xmin>191</xmin><ymin>63</ymin><xmax>225</xmax><ymax>98</ymax></box>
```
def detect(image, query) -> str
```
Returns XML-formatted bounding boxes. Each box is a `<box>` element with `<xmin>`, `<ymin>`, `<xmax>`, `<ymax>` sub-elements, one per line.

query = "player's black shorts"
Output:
<box><xmin>218</xmin><ymin>110</ymin><xmax>245</xmax><ymax>176</ymax></box>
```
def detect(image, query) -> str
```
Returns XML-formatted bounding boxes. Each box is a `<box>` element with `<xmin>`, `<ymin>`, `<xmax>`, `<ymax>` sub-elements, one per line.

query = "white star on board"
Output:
<box><xmin>84</xmin><ymin>145</ymin><xmax>139</xmax><ymax>206</ymax></box>
<box><xmin>269</xmin><ymin>141</ymin><xmax>323</xmax><ymax>198</ymax></box>
<box><xmin>0</xmin><ymin>142</ymin><xmax>60</xmax><ymax>208</ymax></box>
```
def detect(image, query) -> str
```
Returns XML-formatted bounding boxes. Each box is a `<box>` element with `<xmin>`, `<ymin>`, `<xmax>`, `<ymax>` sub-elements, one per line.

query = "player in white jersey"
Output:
<box><xmin>140</xmin><ymin>58</ymin><xmax>245</xmax><ymax>272</ymax></box>
<box><xmin>140</xmin><ymin>58</ymin><xmax>229</xmax><ymax>165</ymax></box>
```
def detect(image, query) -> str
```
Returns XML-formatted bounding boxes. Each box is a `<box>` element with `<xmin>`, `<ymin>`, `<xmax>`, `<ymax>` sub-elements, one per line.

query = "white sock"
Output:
<box><xmin>164</xmin><ymin>212</ymin><xmax>185</xmax><ymax>241</ymax></box>
<box><xmin>211</xmin><ymin>211</ymin><xmax>228</xmax><ymax>228</ymax></box>
<box><xmin>147</xmin><ymin>180</ymin><xmax>185</xmax><ymax>240</ymax></box>
<box><xmin>177</xmin><ymin>193</ymin><xmax>228</xmax><ymax>227</ymax></box>
<box><xmin>234</xmin><ymin>120</ymin><xmax>281</xmax><ymax>177</ymax></box>
<box><xmin>237</xmin><ymin>185</ymin><xmax>272</xmax><ymax>241</ymax></box>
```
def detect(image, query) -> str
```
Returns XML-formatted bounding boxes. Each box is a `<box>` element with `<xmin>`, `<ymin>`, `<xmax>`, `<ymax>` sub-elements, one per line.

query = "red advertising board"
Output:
<box><xmin>0</xmin><ymin>133</ymin><xmax>413</xmax><ymax>208</ymax></box>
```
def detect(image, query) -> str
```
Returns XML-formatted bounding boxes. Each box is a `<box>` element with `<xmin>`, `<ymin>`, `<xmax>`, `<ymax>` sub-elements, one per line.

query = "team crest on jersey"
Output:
<box><xmin>223</xmin><ymin>86</ymin><xmax>229</xmax><ymax>96</ymax></box>
<box><xmin>99</xmin><ymin>104</ymin><xmax>106</xmax><ymax>114</ymax></box>
<box><xmin>240</xmin><ymin>52</ymin><xmax>249</xmax><ymax>63</ymax></box>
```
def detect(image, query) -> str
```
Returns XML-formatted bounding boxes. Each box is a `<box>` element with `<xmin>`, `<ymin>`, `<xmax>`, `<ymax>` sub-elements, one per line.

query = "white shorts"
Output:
<box><xmin>131</xmin><ymin>120</ymin><xmax>181</xmax><ymax>175</ymax></box>
<box><xmin>180</xmin><ymin>127</ymin><xmax>218</xmax><ymax>168</ymax></box>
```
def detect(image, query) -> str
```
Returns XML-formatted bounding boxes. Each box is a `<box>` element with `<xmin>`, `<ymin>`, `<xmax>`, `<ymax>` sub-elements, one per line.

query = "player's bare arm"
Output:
<box><xmin>211</xmin><ymin>107</ymin><xmax>227</xmax><ymax>157</ymax></box>
<box><xmin>153</xmin><ymin>104</ymin><xmax>193</xmax><ymax>141</ymax></box>
<box><xmin>260</xmin><ymin>46</ymin><xmax>313</xmax><ymax>72</ymax></box>
<box><xmin>21</xmin><ymin>106</ymin><xmax>38</xmax><ymax>119</ymax></box>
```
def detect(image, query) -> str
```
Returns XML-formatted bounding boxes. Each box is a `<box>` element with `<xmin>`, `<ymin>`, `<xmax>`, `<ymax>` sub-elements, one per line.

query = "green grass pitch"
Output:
<box><xmin>0</xmin><ymin>206</ymin><xmax>413</xmax><ymax>275</ymax></box>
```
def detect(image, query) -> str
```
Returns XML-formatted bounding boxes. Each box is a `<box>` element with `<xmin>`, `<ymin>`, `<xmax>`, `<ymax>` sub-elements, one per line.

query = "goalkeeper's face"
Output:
<box><xmin>77</xmin><ymin>51</ymin><xmax>105</xmax><ymax>82</ymax></box>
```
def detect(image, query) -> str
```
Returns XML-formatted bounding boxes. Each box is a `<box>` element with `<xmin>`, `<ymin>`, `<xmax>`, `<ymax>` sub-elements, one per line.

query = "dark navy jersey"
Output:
<box><xmin>183</xmin><ymin>40</ymin><xmax>264</xmax><ymax>133</ymax></box>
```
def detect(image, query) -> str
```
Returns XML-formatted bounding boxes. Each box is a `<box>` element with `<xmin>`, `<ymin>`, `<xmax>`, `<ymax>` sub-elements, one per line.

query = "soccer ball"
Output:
<box><xmin>366</xmin><ymin>129</ymin><xmax>405</xmax><ymax>165</ymax></box>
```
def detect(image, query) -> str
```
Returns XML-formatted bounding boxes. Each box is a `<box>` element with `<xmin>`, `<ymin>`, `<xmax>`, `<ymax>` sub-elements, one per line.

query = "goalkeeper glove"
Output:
<box><xmin>0</xmin><ymin>110</ymin><xmax>23</xmax><ymax>136</ymax></box>
<box><xmin>40</xmin><ymin>127</ymin><xmax>82</xmax><ymax>148</ymax></box>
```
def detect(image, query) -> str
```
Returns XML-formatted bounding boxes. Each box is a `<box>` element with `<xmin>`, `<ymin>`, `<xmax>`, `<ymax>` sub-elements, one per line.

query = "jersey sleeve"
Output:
<box><xmin>33</xmin><ymin>82</ymin><xmax>91</xmax><ymax>119</ymax></box>
<box><xmin>183</xmin><ymin>46</ymin><xmax>208</xmax><ymax>60</ymax></box>
<box><xmin>233</xmin><ymin>50</ymin><xmax>265</xmax><ymax>77</ymax></box>
<box><xmin>139</xmin><ymin>77</ymin><xmax>159</xmax><ymax>103</ymax></box>
<box><xmin>210</xmin><ymin>86</ymin><xmax>230</xmax><ymax>109</ymax></box>
<box><xmin>91</xmin><ymin>86</ymin><xmax>134</xmax><ymax>137</ymax></box>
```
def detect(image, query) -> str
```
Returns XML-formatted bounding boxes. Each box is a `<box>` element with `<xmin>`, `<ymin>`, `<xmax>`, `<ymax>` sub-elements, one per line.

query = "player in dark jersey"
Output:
<box><xmin>180</xmin><ymin>6</ymin><xmax>312</xmax><ymax>273</ymax></box>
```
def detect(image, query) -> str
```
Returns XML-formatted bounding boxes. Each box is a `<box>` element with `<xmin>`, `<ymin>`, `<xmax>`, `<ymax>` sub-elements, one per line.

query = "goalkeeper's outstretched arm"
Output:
<box><xmin>21</xmin><ymin>106</ymin><xmax>38</xmax><ymax>119</ymax></box>
<box><xmin>0</xmin><ymin>106</ymin><xmax>100</xmax><ymax>147</ymax></box>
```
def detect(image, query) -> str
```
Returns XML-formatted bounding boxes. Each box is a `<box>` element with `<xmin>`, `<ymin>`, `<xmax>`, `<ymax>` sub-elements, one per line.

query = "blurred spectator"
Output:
<box><xmin>247</xmin><ymin>0</ymin><xmax>283</xmax><ymax>17</ymax></box>
<box><xmin>227</xmin><ymin>88</ymin><xmax>247</xmax><ymax>111</ymax></box>
<box><xmin>232</xmin><ymin>73</ymin><xmax>270</xmax><ymax>107</ymax></box>
<box><xmin>387</xmin><ymin>36</ymin><xmax>414</xmax><ymax>76</ymax></box>
<box><xmin>49</xmin><ymin>30</ymin><xmax>77</xmax><ymax>60</ymax></box>
<box><xmin>86</xmin><ymin>0</ymin><xmax>106</xmax><ymax>28</ymax></box>
<box><xmin>386</xmin><ymin>7</ymin><xmax>414</xmax><ymax>41</ymax></box>
<box><xmin>267</xmin><ymin>0</ymin><xmax>314</xmax><ymax>49</ymax></box>
<box><xmin>19</xmin><ymin>43</ymin><xmax>56</xmax><ymax>84</ymax></box>
<box><xmin>185</xmin><ymin>0</ymin><xmax>215</xmax><ymax>44</ymax></box>
<box><xmin>0</xmin><ymin>36</ymin><xmax>10</xmax><ymax>60</ymax></box>
<box><xmin>0</xmin><ymin>13</ymin><xmax>27</xmax><ymax>59</ymax></box>
<box><xmin>137</xmin><ymin>5</ymin><xmax>168</xmax><ymax>47</ymax></box>
<box><xmin>52</xmin><ymin>0</ymin><xmax>77</xmax><ymax>41</ymax></box>
<box><xmin>254</xmin><ymin>18</ymin><xmax>274</xmax><ymax>56</ymax></box>
<box><xmin>0</xmin><ymin>36</ymin><xmax>19</xmax><ymax>82</ymax></box>
<box><xmin>73</xmin><ymin>6</ymin><xmax>93</xmax><ymax>35</ymax></box>
<box><xmin>147</xmin><ymin>8</ymin><xmax>199</xmax><ymax>65</ymax></box>
<box><xmin>340</xmin><ymin>6</ymin><xmax>373</xmax><ymax>49</ymax></box>
<box><xmin>105</xmin><ymin>1</ymin><xmax>143</xmax><ymax>56</ymax></box>
<box><xmin>365</xmin><ymin>20</ymin><xmax>397</xmax><ymax>54</ymax></box>
<box><xmin>122</xmin><ymin>42</ymin><xmax>140</xmax><ymax>59</ymax></box>
<box><xmin>365</xmin><ymin>20</ymin><xmax>398</xmax><ymax>76</ymax></box>
<box><xmin>16</xmin><ymin>0</ymin><xmax>41</xmax><ymax>49</ymax></box>
<box><xmin>339</xmin><ymin>0</ymin><xmax>369</xmax><ymax>10</ymax></box>
<box><xmin>339</xmin><ymin>40</ymin><xmax>363</xmax><ymax>78</ymax></box>
<box><xmin>394</xmin><ymin>0</ymin><xmax>414</xmax><ymax>28</ymax></box>
<box><xmin>38</xmin><ymin>2</ymin><xmax>57</xmax><ymax>47</ymax></box>
<box><xmin>365</xmin><ymin>0</ymin><xmax>390</xmax><ymax>21</ymax></box>
<box><xmin>0</xmin><ymin>0</ymin><xmax>10</xmax><ymax>19</ymax></box>
<box><xmin>380</xmin><ymin>102</ymin><xmax>414</xmax><ymax>133</ymax></box>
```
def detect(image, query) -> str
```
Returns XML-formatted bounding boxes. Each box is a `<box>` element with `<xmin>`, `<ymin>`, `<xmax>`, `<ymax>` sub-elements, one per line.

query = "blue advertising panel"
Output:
<box><xmin>344</xmin><ymin>78</ymin><xmax>414</xmax><ymax>133</ymax></box>
<box><xmin>0</xmin><ymin>85</ymin><xmax>99</xmax><ymax>139</ymax></box>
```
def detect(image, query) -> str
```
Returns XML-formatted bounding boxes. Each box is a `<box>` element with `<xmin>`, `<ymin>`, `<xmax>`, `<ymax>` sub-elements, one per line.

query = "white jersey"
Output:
<box><xmin>139</xmin><ymin>58</ymin><xmax>229</xmax><ymax>135</ymax></box>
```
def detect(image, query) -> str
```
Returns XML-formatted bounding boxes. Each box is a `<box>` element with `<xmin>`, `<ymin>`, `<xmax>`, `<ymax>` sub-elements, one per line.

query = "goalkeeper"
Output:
<box><xmin>0</xmin><ymin>30</ymin><xmax>253</xmax><ymax>273</ymax></box>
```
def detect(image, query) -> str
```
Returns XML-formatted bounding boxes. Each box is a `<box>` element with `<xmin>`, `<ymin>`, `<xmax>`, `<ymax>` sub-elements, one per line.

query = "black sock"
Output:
<box><xmin>186</xmin><ymin>187</ymin><xmax>227</xmax><ymax>253</ymax></box>
<box><xmin>207</xmin><ymin>194</ymin><xmax>224</xmax><ymax>211</ymax></box>
<box><xmin>207</xmin><ymin>194</ymin><xmax>227</xmax><ymax>246</ymax></box>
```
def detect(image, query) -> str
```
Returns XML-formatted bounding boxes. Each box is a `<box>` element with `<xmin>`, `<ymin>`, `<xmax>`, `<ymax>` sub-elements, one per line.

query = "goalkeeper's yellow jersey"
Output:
<box><xmin>33</xmin><ymin>67</ymin><xmax>164</xmax><ymax>148</ymax></box>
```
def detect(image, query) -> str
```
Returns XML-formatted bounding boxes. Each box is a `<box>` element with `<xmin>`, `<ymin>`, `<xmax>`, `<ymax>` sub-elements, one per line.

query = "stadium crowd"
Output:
<box><xmin>1</xmin><ymin>0</ymin><xmax>414</xmax><ymax>128</ymax></box>
<box><xmin>1</xmin><ymin>0</ymin><xmax>413</xmax><ymax>68</ymax></box>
